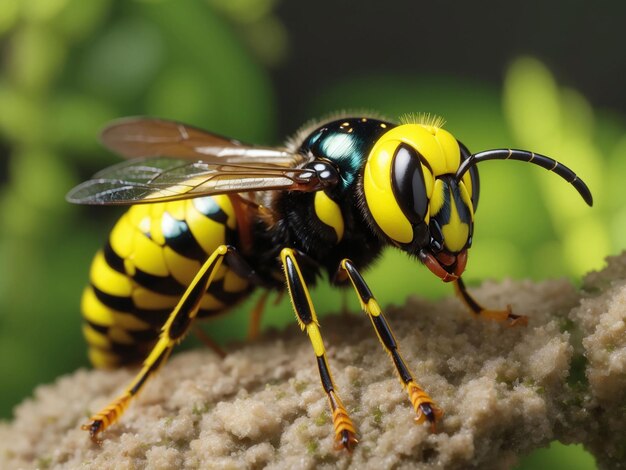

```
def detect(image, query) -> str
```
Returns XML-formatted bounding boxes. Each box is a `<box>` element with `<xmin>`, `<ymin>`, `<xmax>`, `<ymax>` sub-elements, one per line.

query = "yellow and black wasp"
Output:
<box><xmin>67</xmin><ymin>114</ymin><xmax>592</xmax><ymax>450</ymax></box>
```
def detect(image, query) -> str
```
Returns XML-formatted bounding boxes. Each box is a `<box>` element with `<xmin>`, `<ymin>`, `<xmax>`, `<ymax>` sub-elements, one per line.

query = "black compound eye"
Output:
<box><xmin>391</xmin><ymin>144</ymin><xmax>429</xmax><ymax>224</ymax></box>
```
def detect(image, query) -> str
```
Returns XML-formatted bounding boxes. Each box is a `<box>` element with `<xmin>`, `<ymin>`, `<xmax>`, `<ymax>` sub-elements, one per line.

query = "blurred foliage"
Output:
<box><xmin>516</xmin><ymin>442</ymin><xmax>597</xmax><ymax>470</ymax></box>
<box><xmin>504</xmin><ymin>57</ymin><xmax>613</xmax><ymax>277</ymax></box>
<box><xmin>0</xmin><ymin>1</ymin><xmax>620</xmax><ymax>468</ymax></box>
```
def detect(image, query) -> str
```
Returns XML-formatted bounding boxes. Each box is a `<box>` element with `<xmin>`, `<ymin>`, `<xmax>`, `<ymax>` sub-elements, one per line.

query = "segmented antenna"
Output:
<box><xmin>455</xmin><ymin>149</ymin><xmax>593</xmax><ymax>206</ymax></box>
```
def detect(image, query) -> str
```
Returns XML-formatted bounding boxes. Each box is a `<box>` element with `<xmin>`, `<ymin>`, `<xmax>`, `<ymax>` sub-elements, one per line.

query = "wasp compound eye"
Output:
<box><xmin>391</xmin><ymin>144</ymin><xmax>429</xmax><ymax>224</ymax></box>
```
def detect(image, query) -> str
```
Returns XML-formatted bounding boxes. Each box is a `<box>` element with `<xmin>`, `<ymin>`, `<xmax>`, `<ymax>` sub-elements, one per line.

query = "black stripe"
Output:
<box><xmin>162</xmin><ymin>213</ymin><xmax>210</xmax><ymax>260</ymax></box>
<box><xmin>85</xmin><ymin>316</ymin><xmax>159</xmax><ymax>344</ymax></box>
<box><xmin>133</xmin><ymin>267</ymin><xmax>186</xmax><ymax>296</ymax></box>
<box><xmin>103</xmin><ymin>241</ymin><xmax>126</xmax><ymax>273</ymax></box>
<box><xmin>104</xmin><ymin>235</ymin><xmax>187</xmax><ymax>296</ymax></box>
<box><xmin>88</xmin><ymin>341</ymin><xmax>152</xmax><ymax>366</ymax></box>
<box><xmin>91</xmin><ymin>285</ymin><xmax>134</xmax><ymax>312</ymax></box>
<box><xmin>106</xmin><ymin>340</ymin><xmax>151</xmax><ymax>357</ymax></box>
<box><xmin>90</xmin><ymin>285</ymin><xmax>172</xmax><ymax>327</ymax></box>
<box><xmin>193</xmin><ymin>197</ymin><xmax>229</xmax><ymax>224</ymax></box>
<box><xmin>91</xmin><ymin>276</ymin><xmax>241</xmax><ymax>329</ymax></box>
<box><xmin>450</xmin><ymin>179</ymin><xmax>472</xmax><ymax>225</ymax></box>
<box><xmin>434</xmin><ymin>180</ymin><xmax>452</xmax><ymax>224</ymax></box>
<box><xmin>127</xmin><ymin>328</ymin><xmax>160</xmax><ymax>342</ymax></box>
<box><xmin>131</xmin><ymin>307</ymin><xmax>171</xmax><ymax>327</ymax></box>
<box><xmin>84</xmin><ymin>319</ymin><xmax>109</xmax><ymax>335</ymax></box>
<box><xmin>285</xmin><ymin>255</ymin><xmax>314</xmax><ymax>325</ymax></box>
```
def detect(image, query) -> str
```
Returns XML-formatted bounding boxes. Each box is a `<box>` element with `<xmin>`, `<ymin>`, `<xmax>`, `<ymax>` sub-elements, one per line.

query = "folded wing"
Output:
<box><xmin>68</xmin><ymin>118</ymin><xmax>322</xmax><ymax>205</ymax></box>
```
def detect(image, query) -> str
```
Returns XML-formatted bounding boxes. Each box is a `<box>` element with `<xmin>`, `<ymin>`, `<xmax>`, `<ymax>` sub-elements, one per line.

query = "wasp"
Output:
<box><xmin>67</xmin><ymin>114</ymin><xmax>592</xmax><ymax>450</ymax></box>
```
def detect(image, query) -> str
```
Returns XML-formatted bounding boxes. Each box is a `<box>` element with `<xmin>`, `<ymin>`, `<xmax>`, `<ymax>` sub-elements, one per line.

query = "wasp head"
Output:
<box><xmin>362</xmin><ymin>122</ymin><xmax>479</xmax><ymax>282</ymax></box>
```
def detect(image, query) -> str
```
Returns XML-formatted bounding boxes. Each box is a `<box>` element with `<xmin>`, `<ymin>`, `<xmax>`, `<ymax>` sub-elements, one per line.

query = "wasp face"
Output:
<box><xmin>362</xmin><ymin>123</ymin><xmax>479</xmax><ymax>282</ymax></box>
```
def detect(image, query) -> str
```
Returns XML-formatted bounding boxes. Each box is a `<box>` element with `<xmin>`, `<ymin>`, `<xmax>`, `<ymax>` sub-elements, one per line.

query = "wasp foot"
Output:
<box><xmin>481</xmin><ymin>305</ymin><xmax>528</xmax><ymax>327</ymax></box>
<box><xmin>407</xmin><ymin>382</ymin><xmax>444</xmax><ymax>432</ymax></box>
<box><xmin>329</xmin><ymin>391</ymin><xmax>359</xmax><ymax>451</ymax></box>
<box><xmin>81</xmin><ymin>419</ymin><xmax>104</xmax><ymax>445</ymax></box>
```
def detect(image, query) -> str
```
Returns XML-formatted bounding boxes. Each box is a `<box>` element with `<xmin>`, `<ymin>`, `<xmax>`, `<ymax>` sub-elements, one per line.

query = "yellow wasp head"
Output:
<box><xmin>361</xmin><ymin>115</ymin><xmax>593</xmax><ymax>283</ymax></box>
<box><xmin>362</xmin><ymin>122</ymin><xmax>479</xmax><ymax>282</ymax></box>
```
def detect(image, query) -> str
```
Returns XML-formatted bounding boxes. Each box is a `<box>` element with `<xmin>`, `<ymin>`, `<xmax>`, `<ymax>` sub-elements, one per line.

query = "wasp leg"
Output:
<box><xmin>247</xmin><ymin>290</ymin><xmax>270</xmax><ymax>340</ymax></box>
<box><xmin>193</xmin><ymin>326</ymin><xmax>227</xmax><ymax>358</ymax></box>
<box><xmin>280</xmin><ymin>248</ymin><xmax>358</xmax><ymax>451</ymax></box>
<box><xmin>454</xmin><ymin>277</ymin><xmax>528</xmax><ymax>326</ymax></box>
<box><xmin>82</xmin><ymin>245</ymin><xmax>233</xmax><ymax>443</ymax></box>
<box><xmin>223</xmin><ymin>247</ymin><xmax>276</xmax><ymax>341</ymax></box>
<box><xmin>337</xmin><ymin>259</ymin><xmax>444</xmax><ymax>431</ymax></box>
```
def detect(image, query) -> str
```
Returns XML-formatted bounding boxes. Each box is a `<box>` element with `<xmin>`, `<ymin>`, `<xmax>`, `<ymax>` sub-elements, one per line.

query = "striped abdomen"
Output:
<box><xmin>82</xmin><ymin>195</ymin><xmax>253</xmax><ymax>368</ymax></box>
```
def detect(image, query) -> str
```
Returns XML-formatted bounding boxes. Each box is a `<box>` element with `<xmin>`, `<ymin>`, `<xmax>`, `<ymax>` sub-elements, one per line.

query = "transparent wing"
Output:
<box><xmin>67</xmin><ymin>117</ymin><xmax>325</xmax><ymax>205</ymax></box>
<box><xmin>100</xmin><ymin>117</ymin><xmax>300</xmax><ymax>166</ymax></box>
<box><xmin>67</xmin><ymin>156</ymin><xmax>321</xmax><ymax>205</ymax></box>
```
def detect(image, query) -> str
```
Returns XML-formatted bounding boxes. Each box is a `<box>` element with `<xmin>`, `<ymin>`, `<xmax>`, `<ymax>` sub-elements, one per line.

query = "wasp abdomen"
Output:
<box><xmin>82</xmin><ymin>195</ymin><xmax>252</xmax><ymax>368</ymax></box>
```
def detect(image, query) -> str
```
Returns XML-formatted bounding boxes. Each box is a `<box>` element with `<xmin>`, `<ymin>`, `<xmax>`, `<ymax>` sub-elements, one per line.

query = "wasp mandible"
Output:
<box><xmin>67</xmin><ymin>114</ymin><xmax>592</xmax><ymax>449</ymax></box>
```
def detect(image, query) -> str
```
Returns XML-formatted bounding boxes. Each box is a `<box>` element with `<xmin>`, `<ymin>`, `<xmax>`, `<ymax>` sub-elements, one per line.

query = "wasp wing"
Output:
<box><xmin>68</xmin><ymin>117</ymin><xmax>325</xmax><ymax>205</ymax></box>
<box><xmin>100</xmin><ymin>117</ymin><xmax>299</xmax><ymax>166</ymax></box>
<box><xmin>67</xmin><ymin>156</ymin><xmax>321</xmax><ymax>205</ymax></box>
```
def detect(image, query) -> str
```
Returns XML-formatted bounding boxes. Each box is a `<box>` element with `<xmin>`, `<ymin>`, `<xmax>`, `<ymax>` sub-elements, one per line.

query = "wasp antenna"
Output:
<box><xmin>455</xmin><ymin>149</ymin><xmax>593</xmax><ymax>206</ymax></box>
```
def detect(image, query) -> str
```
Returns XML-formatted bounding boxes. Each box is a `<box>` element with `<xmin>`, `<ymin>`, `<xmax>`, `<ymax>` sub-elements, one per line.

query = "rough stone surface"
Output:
<box><xmin>2</xmin><ymin>254</ymin><xmax>626</xmax><ymax>469</ymax></box>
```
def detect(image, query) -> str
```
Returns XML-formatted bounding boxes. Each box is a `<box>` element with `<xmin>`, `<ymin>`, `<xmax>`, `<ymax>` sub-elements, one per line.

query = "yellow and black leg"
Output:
<box><xmin>454</xmin><ymin>277</ymin><xmax>528</xmax><ymax>326</ymax></box>
<box><xmin>336</xmin><ymin>259</ymin><xmax>443</xmax><ymax>431</ymax></box>
<box><xmin>280</xmin><ymin>248</ymin><xmax>358</xmax><ymax>451</ymax></box>
<box><xmin>82</xmin><ymin>245</ymin><xmax>233</xmax><ymax>442</ymax></box>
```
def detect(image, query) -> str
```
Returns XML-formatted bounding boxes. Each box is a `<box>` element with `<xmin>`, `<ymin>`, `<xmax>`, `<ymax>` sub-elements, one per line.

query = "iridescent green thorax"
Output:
<box><xmin>300</xmin><ymin>118</ymin><xmax>394</xmax><ymax>192</ymax></box>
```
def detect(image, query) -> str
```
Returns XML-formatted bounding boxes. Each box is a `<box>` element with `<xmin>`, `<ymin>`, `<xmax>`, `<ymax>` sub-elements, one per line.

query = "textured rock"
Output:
<box><xmin>2</xmin><ymin>254</ymin><xmax>626</xmax><ymax>469</ymax></box>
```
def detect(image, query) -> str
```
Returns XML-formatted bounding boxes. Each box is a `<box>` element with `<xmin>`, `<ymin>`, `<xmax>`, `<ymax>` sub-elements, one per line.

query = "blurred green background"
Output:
<box><xmin>1</xmin><ymin>1</ymin><xmax>624</xmax><ymax>468</ymax></box>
